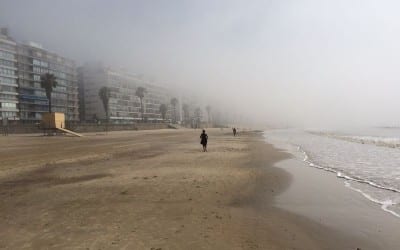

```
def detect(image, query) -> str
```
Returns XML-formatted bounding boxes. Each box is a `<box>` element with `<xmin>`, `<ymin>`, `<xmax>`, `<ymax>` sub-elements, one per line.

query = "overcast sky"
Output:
<box><xmin>1</xmin><ymin>0</ymin><xmax>400</xmax><ymax>128</ymax></box>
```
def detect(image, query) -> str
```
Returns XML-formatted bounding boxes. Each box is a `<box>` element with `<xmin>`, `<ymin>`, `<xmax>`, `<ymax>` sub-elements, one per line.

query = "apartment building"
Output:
<box><xmin>17</xmin><ymin>42</ymin><xmax>79</xmax><ymax>122</ymax></box>
<box><xmin>0</xmin><ymin>28</ymin><xmax>19</xmax><ymax>120</ymax></box>
<box><xmin>79</xmin><ymin>63</ymin><xmax>173</xmax><ymax>123</ymax></box>
<box><xmin>0</xmin><ymin>27</ymin><xmax>80</xmax><ymax>122</ymax></box>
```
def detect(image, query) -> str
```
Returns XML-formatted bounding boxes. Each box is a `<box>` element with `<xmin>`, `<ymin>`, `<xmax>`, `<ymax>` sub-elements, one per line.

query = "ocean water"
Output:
<box><xmin>264</xmin><ymin>128</ymin><xmax>400</xmax><ymax>218</ymax></box>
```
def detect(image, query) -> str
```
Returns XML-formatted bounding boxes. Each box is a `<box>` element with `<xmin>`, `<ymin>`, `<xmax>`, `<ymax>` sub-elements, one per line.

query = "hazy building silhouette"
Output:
<box><xmin>78</xmin><ymin>63</ymin><xmax>173</xmax><ymax>123</ymax></box>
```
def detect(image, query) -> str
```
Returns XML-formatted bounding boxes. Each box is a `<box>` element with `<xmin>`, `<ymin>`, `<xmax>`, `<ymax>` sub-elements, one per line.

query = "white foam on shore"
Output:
<box><xmin>297</xmin><ymin>145</ymin><xmax>400</xmax><ymax>219</ymax></box>
<box><xmin>309</xmin><ymin>131</ymin><xmax>400</xmax><ymax>149</ymax></box>
<box><xmin>299</xmin><ymin>145</ymin><xmax>400</xmax><ymax>193</ymax></box>
<box><xmin>264</xmin><ymin>131</ymin><xmax>400</xmax><ymax>219</ymax></box>
<box><xmin>344</xmin><ymin>181</ymin><xmax>400</xmax><ymax>218</ymax></box>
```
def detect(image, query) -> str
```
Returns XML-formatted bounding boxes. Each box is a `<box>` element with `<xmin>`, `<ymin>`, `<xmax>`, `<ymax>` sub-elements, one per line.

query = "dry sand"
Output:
<box><xmin>0</xmin><ymin>129</ymin><xmax>396</xmax><ymax>249</ymax></box>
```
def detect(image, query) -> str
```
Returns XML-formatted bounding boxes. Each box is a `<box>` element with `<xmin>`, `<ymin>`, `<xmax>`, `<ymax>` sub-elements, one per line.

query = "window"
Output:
<box><xmin>33</xmin><ymin>59</ymin><xmax>41</xmax><ymax>66</ymax></box>
<box><xmin>0</xmin><ymin>50</ymin><xmax>14</xmax><ymax>60</ymax></box>
<box><xmin>1</xmin><ymin>102</ymin><xmax>16</xmax><ymax>108</ymax></box>
<box><xmin>34</xmin><ymin>90</ymin><xmax>46</xmax><ymax>97</ymax></box>
<box><xmin>0</xmin><ymin>67</ymin><xmax>15</xmax><ymax>76</ymax></box>
<box><xmin>0</xmin><ymin>77</ymin><xmax>17</xmax><ymax>85</ymax></box>
<box><xmin>0</xmin><ymin>94</ymin><xmax>17</xmax><ymax>101</ymax></box>
<box><xmin>0</xmin><ymin>111</ymin><xmax>17</xmax><ymax>118</ymax></box>
<box><xmin>0</xmin><ymin>59</ymin><xmax>14</xmax><ymax>67</ymax></box>
<box><xmin>40</xmin><ymin>61</ymin><xmax>48</xmax><ymax>67</ymax></box>
<box><xmin>33</xmin><ymin>75</ymin><xmax>41</xmax><ymax>81</ymax></box>
<box><xmin>0</xmin><ymin>85</ymin><xmax>16</xmax><ymax>92</ymax></box>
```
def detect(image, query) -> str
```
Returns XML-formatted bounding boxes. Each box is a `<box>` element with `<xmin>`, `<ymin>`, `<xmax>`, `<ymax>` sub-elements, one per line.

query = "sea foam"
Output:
<box><xmin>264</xmin><ymin>129</ymin><xmax>400</xmax><ymax>219</ymax></box>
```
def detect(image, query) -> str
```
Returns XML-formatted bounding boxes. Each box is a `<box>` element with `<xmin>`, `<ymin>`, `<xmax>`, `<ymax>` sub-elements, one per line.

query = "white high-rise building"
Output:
<box><xmin>0</xmin><ymin>27</ymin><xmax>79</xmax><ymax>122</ymax></box>
<box><xmin>0</xmin><ymin>28</ymin><xmax>19</xmax><ymax>120</ymax></box>
<box><xmin>17</xmin><ymin>42</ymin><xmax>79</xmax><ymax>121</ymax></box>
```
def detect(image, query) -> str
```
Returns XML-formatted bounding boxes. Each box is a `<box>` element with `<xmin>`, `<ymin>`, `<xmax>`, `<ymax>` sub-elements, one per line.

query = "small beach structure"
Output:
<box><xmin>41</xmin><ymin>112</ymin><xmax>82</xmax><ymax>137</ymax></box>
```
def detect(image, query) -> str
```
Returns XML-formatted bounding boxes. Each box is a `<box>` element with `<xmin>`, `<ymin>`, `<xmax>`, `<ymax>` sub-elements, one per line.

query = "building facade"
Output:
<box><xmin>0</xmin><ymin>28</ymin><xmax>79</xmax><ymax>122</ymax></box>
<box><xmin>0</xmin><ymin>28</ymin><xmax>19</xmax><ymax>120</ymax></box>
<box><xmin>17</xmin><ymin>42</ymin><xmax>79</xmax><ymax>122</ymax></box>
<box><xmin>79</xmin><ymin>64</ymin><xmax>173</xmax><ymax>123</ymax></box>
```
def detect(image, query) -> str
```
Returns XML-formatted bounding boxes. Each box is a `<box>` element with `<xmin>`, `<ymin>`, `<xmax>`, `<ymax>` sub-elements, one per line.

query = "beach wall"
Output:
<box><xmin>69</xmin><ymin>123</ymin><xmax>170</xmax><ymax>132</ymax></box>
<box><xmin>0</xmin><ymin>122</ymin><xmax>170</xmax><ymax>134</ymax></box>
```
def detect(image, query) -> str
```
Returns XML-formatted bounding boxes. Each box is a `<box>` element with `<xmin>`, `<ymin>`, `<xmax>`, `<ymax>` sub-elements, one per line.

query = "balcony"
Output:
<box><xmin>0</xmin><ymin>82</ymin><xmax>18</xmax><ymax>87</ymax></box>
<box><xmin>0</xmin><ymin>107</ymin><xmax>19</xmax><ymax>112</ymax></box>
<box><xmin>0</xmin><ymin>91</ymin><xmax>18</xmax><ymax>95</ymax></box>
<box><xmin>19</xmin><ymin>94</ymin><xmax>48</xmax><ymax>101</ymax></box>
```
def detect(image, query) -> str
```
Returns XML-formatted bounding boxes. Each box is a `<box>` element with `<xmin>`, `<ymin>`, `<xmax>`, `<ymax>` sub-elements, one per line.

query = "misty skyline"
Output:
<box><xmin>1</xmin><ymin>0</ymin><xmax>400</xmax><ymax>128</ymax></box>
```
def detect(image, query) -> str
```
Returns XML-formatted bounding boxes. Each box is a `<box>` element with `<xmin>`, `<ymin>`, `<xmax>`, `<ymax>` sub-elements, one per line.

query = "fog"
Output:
<box><xmin>2</xmin><ymin>0</ymin><xmax>400</xmax><ymax>128</ymax></box>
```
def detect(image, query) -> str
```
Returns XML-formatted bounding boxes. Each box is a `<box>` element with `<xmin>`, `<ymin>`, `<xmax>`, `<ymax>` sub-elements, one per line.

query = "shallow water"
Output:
<box><xmin>264</xmin><ymin>128</ymin><xmax>400</xmax><ymax>218</ymax></box>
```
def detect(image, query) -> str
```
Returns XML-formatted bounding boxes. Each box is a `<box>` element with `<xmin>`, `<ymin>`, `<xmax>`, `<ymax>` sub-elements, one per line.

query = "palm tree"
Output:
<box><xmin>135</xmin><ymin>87</ymin><xmax>146</xmax><ymax>121</ymax></box>
<box><xmin>170</xmin><ymin>97</ymin><xmax>178</xmax><ymax>123</ymax></box>
<box><xmin>206</xmin><ymin>105</ymin><xmax>211</xmax><ymax>126</ymax></box>
<box><xmin>98</xmin><ymin>87</ymin><xmax>111</xmax><ymax>119</ymax></box>
<box><xmin>159</xmin><ymin>104</ymin><xmax>168</xmax><ymax>121</ymax></box>
<box><xmin>194</xmin><ymin>107</ymin><xmax>202</xmax><ymax>129</ymax></box>
<box><xmin>98</xmin><ymin>86</ymin><xmax>111</xmax><ymax>131</ymax></box>
<box><xmin>40</xmin><ymin>73</ymin><xmax>57</xmax><ymax>113</ymax></box>
<box><xmin>182</xmin><ymin>103</ymin><xmax>190</xmax><ymax>125</ymax></box>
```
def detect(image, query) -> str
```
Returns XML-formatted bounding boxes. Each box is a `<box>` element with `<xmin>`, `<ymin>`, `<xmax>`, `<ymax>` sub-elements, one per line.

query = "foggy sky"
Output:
<box><xmin>1</xmin><ymin>0</ymin><xmax>400</xmax><ymax>128</ymax></box>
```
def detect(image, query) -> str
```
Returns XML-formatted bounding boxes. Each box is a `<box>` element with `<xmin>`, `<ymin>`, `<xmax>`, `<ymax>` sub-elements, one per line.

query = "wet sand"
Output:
<box><xmin>276</xmin><ymin>159</ymin><xmax>400</xmax><ymax>249</ymax></box>
<box><xmin>0</xmin><ymin>129</ymin><xmax>398</xmax><ymax>249</ymax></box>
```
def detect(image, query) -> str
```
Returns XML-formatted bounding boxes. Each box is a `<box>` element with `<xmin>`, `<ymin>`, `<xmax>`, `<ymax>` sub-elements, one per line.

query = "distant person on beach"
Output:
<box><xmin>200</xmin><ymin>129</ymin><xmax>208</xmax><ymax>152</ymax></box>
<box><xmin>233</xmin><ymin>127</ymin><xmax>237</xmax><ymax>137</ymax></box>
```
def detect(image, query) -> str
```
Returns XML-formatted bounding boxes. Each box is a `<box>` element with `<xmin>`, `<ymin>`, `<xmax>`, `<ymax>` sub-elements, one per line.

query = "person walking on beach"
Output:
<box><xmin>200</xmin><ymin>129</ymin><xmax>208</xmax><ymax>152</ymax></box>
<box><xmin>233</xmin><ymin>127</ymin><xmax>237</xmax><ymax>137</ymax></box>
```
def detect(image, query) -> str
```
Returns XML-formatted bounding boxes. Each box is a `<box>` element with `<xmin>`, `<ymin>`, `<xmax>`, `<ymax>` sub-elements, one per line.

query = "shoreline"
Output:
<box><xmin>0</xmin><ymin>129</ymin><xmax>399</xmax><ymax>249</ymax></box>
<box><xmin>274</xmin><ymin>158</ymin><xmax>400</xmax><ymax>249</ymax></box>
<box><xmin>297</xmin><ymin>143</ymin><xmax>400</xmax><ymax>218</ymax></box>
<box><xmin>266</xmin><ymin>132</ymin><xmax>400</xmax><ymax>249</ymax></box>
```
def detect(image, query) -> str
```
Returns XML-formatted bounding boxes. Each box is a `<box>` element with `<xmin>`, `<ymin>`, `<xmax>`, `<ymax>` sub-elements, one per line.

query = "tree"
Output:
<box><xmin>182</xmin><ymin>103</ymin><xmax>190</xmax><ymax>125</ymax></box>
<box><xmin>40</xmin><ymin>73</ymin><xmax>57</xmax><ymax>113</ymax></box>
<box><xmin>194</xmin><ymin>107</ymin><xmax>202</xmax><ymax>128</ymax></box>
<box><xmin>98</xmin><ymin>87</ymin><xmax>111</xmax><ymax>119</ymax></box>
<box><xmin>206</xmin><ymin>105</ymin><xmax>211</xmax><ymax>125</ymax></box>
<box><xmin>159</xmin><ymin>104</ymin><xmax>168</xmax><ymax>121</ymax></box>
<box><xmin>170</xmin><ymin>97</ymin><xmax>178</xmax><ymax>123</ymax></box>
<box><xmin>135</xmin><ymin>87</ymin><xmax>146</xmax><ymax>121</ymax></box>
<box><xmin>98</xmin><ymin>86</ymin><xmax>111</xmax><ymax>132</ymax></box>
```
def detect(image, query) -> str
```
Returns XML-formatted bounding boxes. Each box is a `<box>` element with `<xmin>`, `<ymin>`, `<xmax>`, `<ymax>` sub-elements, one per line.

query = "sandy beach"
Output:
<box><xmin>0</xmin><ymin>129</ymin><xmax>399</xmax><ymax>249</ymax></box>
